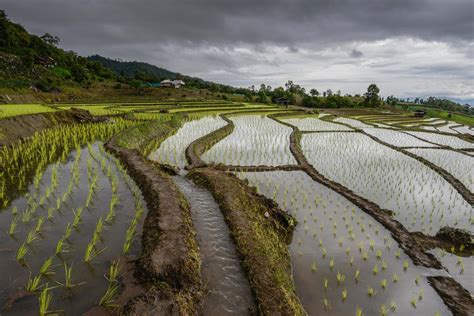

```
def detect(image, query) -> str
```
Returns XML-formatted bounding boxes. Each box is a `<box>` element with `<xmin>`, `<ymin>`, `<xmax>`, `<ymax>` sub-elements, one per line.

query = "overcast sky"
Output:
<box><xmin>3</xmin><ymin>0</ymin><xmax>474</xmax><ymax>100</ymax></box>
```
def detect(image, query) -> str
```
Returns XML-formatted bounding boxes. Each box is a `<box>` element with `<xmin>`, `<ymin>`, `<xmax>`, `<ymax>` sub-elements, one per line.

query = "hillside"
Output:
<box><xmin>0</xmin><ymin>10</ymin><xmax>248</xmax><ymax>99</ymax></box>
<box><xmin>0</xmin><ymin>10</ymin><xmax>116</xmax><ymax>92</ymax></box>
<box><xmin>88</xmin><ymin>55</ymin><xmax>177</xmax><ymax>82</ymax></box>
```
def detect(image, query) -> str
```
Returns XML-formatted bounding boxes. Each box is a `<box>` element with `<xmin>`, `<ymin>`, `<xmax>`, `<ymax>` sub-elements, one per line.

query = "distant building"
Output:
<box><xmin>160</xmin><ymin>79</ymin><xmax>185</xmax><ymax>88</ymax></box>
<box><xmin>147</xmin><ymin>82</ymin><xmax>161</xmax><ymax>88</ymax></box>
<box><xmin>274</xmin><ymin>97</ymin><xmax>289</xmax><ymax>106</ymax></box>
<box><xmin>414</xmin><ymin>110</ymin><xmax>426</xmax><ymax>117</ymax></box>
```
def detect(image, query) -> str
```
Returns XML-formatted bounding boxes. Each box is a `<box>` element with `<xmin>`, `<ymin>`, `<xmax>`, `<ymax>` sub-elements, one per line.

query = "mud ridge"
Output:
<box><xmin>105</xmin><ymin>137</ymin><xmax>202</xmax><ymax>314</ymax></box>
<box><xmin>363</xmin><ymin>131</ymin><xmax>473</xmax><ymax>206</ymax></box>
<box><xmin>398</xmin><ymin>130</ymin><xmax>474</xmax><ymax>155</ymax></box>
<box><xmin>209</xmin><ymin>164</ymin><xmax>302</xmax><ymax>172</ymax></box>
<box><xmin>188</xmin><ymin>167</ymin><xmax>306</xmax><ymax>315</ymax></box>
<box><xmin>185</xmin><ymin>114</ymin><xmax>234</xmax><ymax>168</ymax></box>
<box><xmin>301</xmin><ymin>130</ymin><xmax>359</xmax><ymax>133</ymax></box>
<box><xmin>427</xmin><ymin>276</ymin><xmax>474</xmax><ymax>316</ymax></box>
<box><xmin>269</xmin><ymin>113</ymin><xmax>473</xmax><ymax>315</ymax></box>
<box><xmin>321</xmin><ymin>116</ymin><xmax>473</xmax><ymax>206</ymax></box>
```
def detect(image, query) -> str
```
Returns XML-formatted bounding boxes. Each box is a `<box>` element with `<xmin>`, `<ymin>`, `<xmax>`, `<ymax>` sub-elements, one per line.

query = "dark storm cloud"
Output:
<box><xmin>350</xmin><ymin>49</ymin><xmax>364</xmax><ymax>58</ymax></box>
<box><xmin>2</xmin><ymin>0</ymin><xmax>473</xmax><ymax>99</ymax></box>
<box><xmin>3</xmin><ymin>0</ymin><xmax>473</xmax><ymax>48</ymax></box>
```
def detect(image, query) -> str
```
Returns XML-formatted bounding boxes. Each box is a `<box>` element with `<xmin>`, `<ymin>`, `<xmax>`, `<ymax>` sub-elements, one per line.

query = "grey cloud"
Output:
<box><xmin>2</xmin><ymin>0</ymin><xmax>473</xmax><ymax>99</ymax></box>
<box><xmin>350</xmin><ymin>49</ymin><xmax>364</xmax><ymax>58</ymax></box>
<box><xmin>3</xmin><ymin>0</ymin><xmax>473</xmax><ymax>49</ymax></box>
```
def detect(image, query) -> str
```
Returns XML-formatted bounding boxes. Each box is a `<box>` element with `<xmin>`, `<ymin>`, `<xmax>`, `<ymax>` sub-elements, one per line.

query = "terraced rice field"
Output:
<box><xmin>202</xmin><ymin>115</ymin><xmax>296</xmax><ymax>166</ymax></box>
<box><xmin>301</xmin><ymin>132</ymin><xmax>471</xmax><ymax>233</ymax></box>
<box><xmin>1</xmin><ymin>102</ymin><xmax>472</xmax><ymax>315</ymax></box>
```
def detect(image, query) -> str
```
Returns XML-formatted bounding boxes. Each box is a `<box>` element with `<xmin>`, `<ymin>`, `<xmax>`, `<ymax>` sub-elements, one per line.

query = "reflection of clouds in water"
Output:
<box><xmin>238</xmin><ymin>171</ymin><xmax>450</xmax><ymax>316</ymax></box>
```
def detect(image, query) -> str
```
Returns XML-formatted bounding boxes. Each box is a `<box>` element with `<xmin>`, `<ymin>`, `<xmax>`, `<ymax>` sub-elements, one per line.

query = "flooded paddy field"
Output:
<box><xmin>1</xmin><ymin>104</ymin><xmax>472</xmax><ymax>315</ymax></box>
<box><xmin>0</xmin><ymin>143</ymin><xmax>146</xmax><ymax>315</ymax></box>
<box><xmin>236</xmin><ymin>171</ymin><xmax>451</xmax><ymax>316</ymax></box>
<box><xmin>301</xmin><ymin>132</ymin><xmax>471</xmax><ymax>234</ymax></box>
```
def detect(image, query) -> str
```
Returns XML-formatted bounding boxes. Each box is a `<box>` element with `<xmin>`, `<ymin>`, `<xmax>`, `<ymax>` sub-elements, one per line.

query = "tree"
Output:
<box><xmin>271</xmin><ymin>86</ymin><xmax>286</xmax><ymax>102</ymax></box>
<box><xmin>326</xmin><ymin>89</ymin><xmax>333</xmax><ymax>96</ymax></box>
<box><xmin>310</xmin><ymin>89</ymin><xmax>319</xmax><ymax>97</ymax></box>
<box><xmin>257</xmin><ymin>83</ymin><xmax>268</xmax><ymax>103</ymax></box>
<box><xmin>41</xmin><ymin>33</ymin><xmax>60</xmax><ymax>46</ymax></box>
<box><xmin>386</xmin><ymin>95</ymin><xmax>399</xmax><ymax>106</ymax></box>
<box><xmin>364</xmin><ymin>83</ymin><xmax>381</xmax><ymax>107</ymax></box>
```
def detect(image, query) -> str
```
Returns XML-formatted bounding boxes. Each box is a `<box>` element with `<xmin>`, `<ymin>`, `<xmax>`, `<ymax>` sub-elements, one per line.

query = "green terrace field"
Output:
<box><xmin>0</xmin><ymin>104</ymin><xmax>58</xmax><ymax>118</ymax></box>
<box><xmin>395</xmin><ymin>104</ymin><xmax>474</xmax><ymax>127</ymax></box>
<box><xmin>0</xmin><ymin>101</ymin><xmax>472</xmax><ymax>315</ymax></box>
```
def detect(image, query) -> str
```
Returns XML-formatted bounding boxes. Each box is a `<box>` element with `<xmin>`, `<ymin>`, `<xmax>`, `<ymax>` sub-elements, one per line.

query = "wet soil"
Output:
<box><xmin>105</xmin><ymin>138</ymin><xmax>202</xmax><ymax>314</ymax></box>
<box><xmin>428</xmin><ymin>276</ymin><xmax>474</xmax><ymax>316</ymax></box>
<box><xmin>188</xmin><ymin>168</ymin><xmax>305</xmax><ymax>315</ymax></box>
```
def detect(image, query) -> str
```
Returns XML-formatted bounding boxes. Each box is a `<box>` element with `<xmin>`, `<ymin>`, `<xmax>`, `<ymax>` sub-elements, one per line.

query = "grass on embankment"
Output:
<box><xmin>105</xmin><ymin>116</ymin><xmax>203</xmax><ymax>313</ymax></box>
<box><xmin>188</xmin><ymin>168</ymin><xmax>305</xmax><ymax>315</ymax></box>
<box><xmin>396</xmin><ymin>105</ymin><xmax>474</xmax><ymax>126</ymax></box>
<box><xmin>113</xmin><ymin>114</ymin><xmax>184</xmax><ymax>156</ymax></box>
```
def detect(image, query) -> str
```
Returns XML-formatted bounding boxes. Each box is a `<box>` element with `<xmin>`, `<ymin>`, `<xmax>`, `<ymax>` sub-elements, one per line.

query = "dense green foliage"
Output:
<box><xmin>0</xmin><ymin>10</ymin><xmax>115</xmax><ymax>91</ymax></box>
<box><xmin>88</xmin><ymin>55</ymin><xmax>251</xmax><ymax>95</ymax></box>
<box><xmin>87</xmin><ymin>55</ymin><xmax>176</xmax><ymax>82</ymax></box>
<box><xmin>422</xmin><ymin>97</ymin><xmax>474</xmax><ymax>116</ymax></box>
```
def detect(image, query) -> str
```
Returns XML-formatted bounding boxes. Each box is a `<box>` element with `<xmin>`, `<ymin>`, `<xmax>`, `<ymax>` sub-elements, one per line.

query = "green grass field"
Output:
<box><xmin>396</xmin><ymin>105</ymin><xmax>474</xmax><ymax>126</ymax></box>
<box><xmin>0</xmin><ymin>104</ymin><xmax>58</xmax><ymax>118</ymax></box>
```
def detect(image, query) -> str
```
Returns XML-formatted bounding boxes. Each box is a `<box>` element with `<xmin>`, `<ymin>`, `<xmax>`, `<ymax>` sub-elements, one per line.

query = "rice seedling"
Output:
<box><xmin>26</xmin><ymin>229</ymin><xmax>39</xmax><ymax>244</ymax></box>
<box><xmin>403</xmin><ymin>260</ymin><xmax>409</xmax><ymax>271</ymax></box>
<box><xmin>56</xmin><ymin>262</ymin><xmax>85</xmax><ymax>292</ymax></box>
<box><xmin>99</xmin><ymin>282</ymin><xmax>120</xmax><ymax>307</ymax></box>
<box><xmin>84</xmin><ymin>241</ymin><xmax>104</xmax><ymax>263</ymax></box>
<box><xmin>38</xmin><ymin>285</ymin><xmax>53</xmax><ymax>316</ymax></box>
<box><xmin>390</xmin><ymin>301</ymin><xmax>397</xmax><ymax>311</ymax></box>
<box><xmin>71</xmin><ymin>207</ymin><xmax>83</xmax><ymax>228</ymax></box>
<box><xmin>336</xmin><ymin>272</ymin><xmax>345</xmax><ymax>285</ymax></box>
<box><xmin>123</xmin><ymin>223</ymin><xmax>136</xmax><ymax>254</ymax></box>
<box><xmin>55</xmin><ymin>238</ymin><xmax>68</xmax><ymax>255</ymax></box>
<box><xmin>63</xmin><ymin>223</ymin><xmax>74</xmax><ymax>240</ymax></box>
<box><xmin>26</xmin><ymin>273</ymin><xmax>42</xmax><ymax>292</ymax></box>
<box><xmin>39</xmin><ymin>256</ymin><xmax>56</xmax><ymax>276</ymax></box>
<box><xmin>105</xmin><ymin>194</ymin><xmax>119</xmax><ymax>223</ymax></box>
<box><xmin>367</xmin><ymin>286</ymin><xmax>376</xmax><ymax>297</ymax></box>
<box><xmin>16</xmin><ymin>242</ymin><xmax>29</xmax><ymax>262</ymax></box>
<box><xmin>105</xmin><ymin>259</ymin><xmax>122</xmax><ymax>283</ymax></box>
<box><xmin>322</xmin><ymin>298</ymin><xmax>331</xmax><ymax>310</ymax></box>
<box><xmin>9</xmin><ymin>215</ymin><xmax>19</xmax><ymax>235</ymax></box>
<box><xmin>35</xmin><ymin>217</ymin><xmax>45</xmax><ymax>234</ymax></box>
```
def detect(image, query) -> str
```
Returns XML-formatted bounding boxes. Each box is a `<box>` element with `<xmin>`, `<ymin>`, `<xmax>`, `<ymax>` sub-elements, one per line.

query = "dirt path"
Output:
<box><xmin>105</xmin><ymin>137</ymin><xmax>202</xmax><ymax>314</ymax></box>
<box><xmin>188</xmin><ymin>168</ymin><xmax>305</xmax><ymax>315</ymax></box>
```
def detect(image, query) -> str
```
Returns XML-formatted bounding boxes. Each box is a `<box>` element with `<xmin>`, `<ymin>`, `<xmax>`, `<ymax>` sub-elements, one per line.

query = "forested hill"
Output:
<box><xmin>0</xmin><ymin>10</ymin><xmax>115</xmax><ymax>91</ymax></box>
<box><xmin>87</xmin><ymin>55</ymin><xmax>177</xmax><ymax>82</ymax></box>
<box><xmin>87</xmin><ymin>54</ymin><xmax>246</xmax><ymax>94</ymax></box>
<box><xmin>0</xmin><ymin>10</ymin><xmax>246</xmax><ymax>95</ymax></box>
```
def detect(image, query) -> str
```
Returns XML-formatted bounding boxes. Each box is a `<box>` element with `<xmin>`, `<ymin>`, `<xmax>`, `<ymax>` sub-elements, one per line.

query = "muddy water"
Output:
<box><xmin>237</xmin><ymin>171</ymin><xmax>451</xmax><ymax>316</ymax></box>
<box><xmin>173</xmin><ymin>176</ymin><xmax>255</xmax><ymax>315</ymax></box>
<box><xmin>0</xmin><ymin>143</ymin><xmax>145</xmax><ymax>315</ymax></box>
